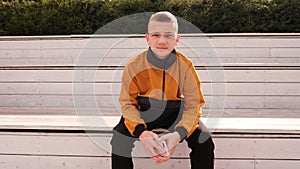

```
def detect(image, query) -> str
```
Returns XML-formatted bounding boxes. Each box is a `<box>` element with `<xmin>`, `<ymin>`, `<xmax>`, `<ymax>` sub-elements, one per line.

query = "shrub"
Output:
<box><xmin>0</xmin><ymin>0</ymin><xmax>299</xmax><ymax>35</ymax></box>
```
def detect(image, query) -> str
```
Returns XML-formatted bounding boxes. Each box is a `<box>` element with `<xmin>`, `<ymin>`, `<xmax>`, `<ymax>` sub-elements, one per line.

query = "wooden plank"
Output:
<box><xmin>0</xmin><ymin>49</ymin><xmax>81</xmax><ymax>59</ymax></box>
<box><xmin>2</xmin><ymin>57</ymin><xmax>300</xmax><ymax>67</ymax></box>
<box><xmin>0</xmin><ymin>107</ymin><xmax>116</xmax><ymax>116</ymax></box>
<box><xmin>82</xmin><ymin>56</ymin><xmax>293</xmax><ymax>67</ymax></box>
<box><xmin>0</xmin><ymin>131</ymin><xmax>299</xmax><ymax>159</ymax></box>
<box><xmin>1</xmin><ymin>46</ymin><xmax>300</xmax><ymax>67</ymax></box>
<box><xmin>1</xmin><ymin>34</ymin><xmax>300</xmax><ymax>48</ymax></box>
<box><xmin>0</xmin><ymin>38</ymin><xmax>136</xmax><ymax>49</ymax></box>
<box><xmin>0</xmin><ymin>94</ymin><xmax>299</xmax><ymax>109</ymax></box>
<box><xmin>255</xmin><ymin>160</ymin><xmax>300</xmax><ymax>169</ymax></box>
<box><xmin>134</xmin><ymin>158</ymin><xmax>190</xmax><ymax>169</ymax></box>
<box><xmin>1</xmin><ymin>69</ymin><xmax>300</xmax><ymax>83</ymax></box>
<box><xmin>0</xmin><ymin>47</ymin><xmax>282</xmax><ymax>59</ymax></box>
<box><xmin>0</xmin><ymin>47</ymin><xmax>270</xmax><ymax>59</ymax></box>
<box><xmin>175</xmin><ymin>37</ymin><xmax>300</xmax><ymax>48</ymax></box>
<box><xmin>0</xmin><ymin>155</ymin><xmax>258</xmax><ymax>169</ymax></box>
<box><xmin>0</xmin><ymin>133</ymin><xmax>111</xmax><ymax>156</ymax></box>
<box><xmin>221</xmin><ymin>95</ymin><xmax>300</xmax><ymax>109</ymax></box>
<box><xmin>216</xmin><ymin>160</ymin><xmax>255</xmax><ymax>169</ymax></box>
<box><xmin>221</xmin><ymin>109</ymin><xmax>300</xmax><ymax>118</ymax></box>
<box><xmin>271</xmin><ymin>48</ymin><xmax>300</xmax><ymax>58</ymax></box>
<box><xmin>215</xmin><ymin>138</ymin><xmax>300</xmax><ymax>160</ymax></box>
<box><xmin>234</xmin><ymin>38</ymin><xmax>300</xmax><ymax>48</ymax></box>
<box><xmin>1</xmin><ymin>82</ymin><xmax>299</xmax><ymax>96</ymax></box>
<box><xmin>2</xmin><ymin>155</ymin><xmax>296</xmax><ymax>169</ymax></box>
<box><xmin>222</xmin><ymin>83</ymin><xmax>300</xmax><ymax>96</ymax></box>
<box><xmin>133</xmin><ymin>158</ymin><xmax>256</xmax><ymax>169</ymax></box>
<box><xmin>216</xmin><ymin>70</ymin><xmax>300</xmax><ymax>83</ymax></box>
<box><xmin>211</xmin><ymin>118</ymin><xmax>300</xmax><ymax>133</ymax></box>
<box><xmin>0</xmin><ymin>155</ymin><xmax>111</xmax><ymax>169</ymax></box>
<box><xmin>0</xmin><ymin>116</ymin><xmax>300</xmax><ymax>133</ymax></box>
<box><xmin>0</xmin><ymin>132</ymin><xmax>186</xmax><ymax>157</ymax></box>
<box><xmin>0</xmin><ymin>36</ymin><xmax>299</xmax><ymax>67</ymax></box>
<box><xmin>0</xmin><ymin>107</ymin><xmax>299</xmax><ymax>118</ymax></box>
<box><xmin>0</xmin><ymin>37</ymin><xmax>221</xmax><ymax>50</ymax></box>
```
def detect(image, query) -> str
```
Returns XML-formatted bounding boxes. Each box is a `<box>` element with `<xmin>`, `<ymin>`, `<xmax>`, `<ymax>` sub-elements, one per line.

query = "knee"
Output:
<box><xmin>186</xmin><ymin>128</ymin><xmax>215</xmax><ymax>152</ymax></box>
<box><xmin>111</xmin><ymin>129</ymin><xmax>136</xmax><ymax>148</ymax></box>
<box><xmin>111</xmin><ymin>130</ymin><xmax>137</xmax><ymax>157</ymax></box>
<box><xmin>192</xmin><ymin>136</ymin><xmax>215</xmax><ymax>152</ymax></box>
<box><xmin>203</xmin><ymin>136</ymin><xmax>215</xmax><ymax>152</ymax></box>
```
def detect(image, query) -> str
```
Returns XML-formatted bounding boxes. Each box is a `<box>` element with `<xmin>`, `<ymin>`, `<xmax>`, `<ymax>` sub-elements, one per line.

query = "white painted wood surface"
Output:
<box><xmin>1</xmin><ymin>69</ymin><xmax>300</xmax><ymax>83</ymax></box>
<box><xmin>1</xmin><ymin>155</ymin><xmax>299</xmax><ymax>169</ymax></box>
<box><xmin>0</xmin><ymin>69</ymin><xmax>299</xmax><ymax>110</ymax></box>
<box><xmin>1</xmin><ymin>115</ymin><xmax>300</xmax><ymax>133</ymax></box>
<box><xmin>1</xmin><ymin>34</ymin><xmax>300</xmax><ymax>67</ymax></box>
<box><xmin>0</xmin><ymin>34</ymin><xmax>300</xmax><ymax>168</ymax></box>
<box><xmin>0</xmin><ymin>107</ymin><xmax>299</xmax><ymax>118</ymax></box>
<box><xmin>0</xmin><ymin>130</ymin><xmax>299</xmax><ymax>169</ymax></box>
<box><xmin>0</xmin><ymin>95</ymin><xmax>299</xmax><ymax>109</ymax></box>
<box><xmin>1</xmin><ymin>82</ymin><xmax>300</xmax><ymax>95</ymax></box>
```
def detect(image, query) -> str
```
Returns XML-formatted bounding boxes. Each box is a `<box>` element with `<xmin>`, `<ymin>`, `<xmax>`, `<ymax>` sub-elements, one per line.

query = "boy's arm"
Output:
<box><xmin>175</xmin><ymin>62</ymin><xmax>205</xmax><ymax>141</ymax></box>
<box><xmin>119</xmin><ymin>65</ymin><xmax>147</xmax><ymax>137</ymax></box>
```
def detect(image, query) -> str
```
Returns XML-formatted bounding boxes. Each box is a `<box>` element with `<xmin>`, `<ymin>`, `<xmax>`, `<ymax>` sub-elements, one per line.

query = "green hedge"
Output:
<box><xmin>0</xmin><ymin>0</ymin><xmax>299</xmax><ymax>35</ymax></box>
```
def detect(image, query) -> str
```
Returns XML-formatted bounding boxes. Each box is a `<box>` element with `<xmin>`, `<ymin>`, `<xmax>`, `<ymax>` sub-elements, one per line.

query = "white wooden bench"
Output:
<box><xmin>0</xmin><ymin>34</ymin><xmax>300</xmax><ymax>169</ymax></box>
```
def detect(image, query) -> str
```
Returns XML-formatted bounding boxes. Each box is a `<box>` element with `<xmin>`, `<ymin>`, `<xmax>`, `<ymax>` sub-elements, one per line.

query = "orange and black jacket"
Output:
<box><xmin>119</xmin><ymin>48</ymin><xmax>205</xmax><ymax>141</ymax></box>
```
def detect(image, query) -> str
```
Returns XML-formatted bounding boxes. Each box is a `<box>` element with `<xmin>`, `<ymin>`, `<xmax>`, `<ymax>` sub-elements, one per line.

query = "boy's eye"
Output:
<box><xmin>148</xmin><ymin>33</ymin><xmax>176</xmax><ymax>39</ymax></box>
<box><xmin>166</xmin><ymin>34</ymin><xmax>175</xmax><ymax>38</ymax></box>
<box><xmin>151</xmin><ymin>34</ymin><xmax>160</xmax><ymax>37</ymax></box>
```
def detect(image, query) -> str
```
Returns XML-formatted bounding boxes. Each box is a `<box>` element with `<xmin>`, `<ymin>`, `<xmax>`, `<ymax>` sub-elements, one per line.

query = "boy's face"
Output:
<box><xmin>146</xmin><ymin>21</ymin><xmax>180</xmax><ymax>60</ymax></box>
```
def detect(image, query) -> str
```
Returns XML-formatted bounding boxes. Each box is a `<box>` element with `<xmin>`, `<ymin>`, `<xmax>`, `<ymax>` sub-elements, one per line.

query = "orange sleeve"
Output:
<box><xmin>175</xmin><ymin>62</ymin><xmax>205</xmax><ymax>139</ymax></box>
<box><xmin>119</xmin><ymin>64</ymin><xmax>146</xmax><ymax>137</ymax></box>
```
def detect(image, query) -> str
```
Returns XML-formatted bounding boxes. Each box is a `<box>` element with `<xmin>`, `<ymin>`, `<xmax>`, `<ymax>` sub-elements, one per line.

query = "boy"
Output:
<box><xmin>111</xmin><ymin>11</ymin><xmax>215</xmax><ymax>169</ymax></box>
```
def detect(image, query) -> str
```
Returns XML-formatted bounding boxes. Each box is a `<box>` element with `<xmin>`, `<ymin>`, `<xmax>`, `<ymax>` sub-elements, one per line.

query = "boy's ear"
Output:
<box><xmin>175</xmin><ymin>34</ymin><xmax>181</xmax><ymax>45</ymax></box>
<box><xmin>145</xmin><ymin>33</ymin><xmax>150</xmax><ymax>44</ymax></box>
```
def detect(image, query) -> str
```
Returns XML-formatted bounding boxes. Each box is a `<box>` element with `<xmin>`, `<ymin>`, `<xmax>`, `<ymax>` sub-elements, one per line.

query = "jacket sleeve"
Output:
<box><xmin>119</xmin><ymin>64</ymin><xmax>146</xmax><ymax>137</ymax></box>
<box><xmin>175</xmin><ymin>62</ymin><xmax>205</xmax><ymax>141</ymax></box>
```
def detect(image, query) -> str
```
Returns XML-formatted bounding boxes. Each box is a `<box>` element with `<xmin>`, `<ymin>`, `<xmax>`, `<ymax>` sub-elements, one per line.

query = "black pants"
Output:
<box><xmin>110</xmin><ymin>118</ymin><xmax>215</xmax><ymax>169</ymax></box>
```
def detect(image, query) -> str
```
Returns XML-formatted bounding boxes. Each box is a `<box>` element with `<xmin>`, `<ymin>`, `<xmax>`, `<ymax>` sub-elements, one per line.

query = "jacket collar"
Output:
<box><xmin>146</xmin><ymin>47</ymin><xmax>177</xmax><ymax>69</ymax></box>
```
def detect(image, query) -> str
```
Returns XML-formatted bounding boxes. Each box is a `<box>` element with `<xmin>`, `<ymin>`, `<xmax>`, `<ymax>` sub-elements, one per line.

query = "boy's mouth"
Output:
<box><xmin>157</xmin><ymin>47</ymin><xmax>168</xmax><ymax>50</ymax></box>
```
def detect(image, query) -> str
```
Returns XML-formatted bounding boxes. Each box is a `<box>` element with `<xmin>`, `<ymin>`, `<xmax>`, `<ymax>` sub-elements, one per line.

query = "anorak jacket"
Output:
<box><xmin>119</xmin><ymin>48</ymin><xmax>205</xmax><ymax>141</ymax></box>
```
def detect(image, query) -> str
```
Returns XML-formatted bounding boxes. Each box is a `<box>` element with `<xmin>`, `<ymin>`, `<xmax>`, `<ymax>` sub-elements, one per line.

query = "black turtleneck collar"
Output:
<box><xmin>146</xmin><ymin>47</ymin><xmax>177</xmax><ymax>69</ymax></box>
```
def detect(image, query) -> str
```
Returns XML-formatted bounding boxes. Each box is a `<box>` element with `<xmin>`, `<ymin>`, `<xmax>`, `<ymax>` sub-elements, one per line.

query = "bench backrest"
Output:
<box><xmin>0</xmin><ymin>34</ymin><xmax>299</xmax><ymax>117</ymax></box>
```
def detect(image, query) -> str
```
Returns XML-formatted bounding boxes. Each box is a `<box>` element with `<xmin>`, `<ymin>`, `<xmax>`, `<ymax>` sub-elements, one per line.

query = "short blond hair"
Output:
<box><xmin>148</xmin><ymin>11</ymin><xmax>178</xmax><ymax>33</ymax></box>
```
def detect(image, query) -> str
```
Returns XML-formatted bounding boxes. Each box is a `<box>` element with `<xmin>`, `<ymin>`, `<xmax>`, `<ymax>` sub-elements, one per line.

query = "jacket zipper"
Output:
<box><xmin>162</xmin><ymin>62</ymin><xmax>166</xmax><ymax>100</ymax></box>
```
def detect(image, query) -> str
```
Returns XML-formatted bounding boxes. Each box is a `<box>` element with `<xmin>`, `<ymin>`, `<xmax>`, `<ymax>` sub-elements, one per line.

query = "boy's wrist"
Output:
<box><xmin>175</xmin><ymin>127</ymin><xmax>188</xmax><ymax>142</ymax></box>
<box><xmin>134</xmin><ymin>124</ymin><xmax>146</xmax><ymax>138</ymax></box>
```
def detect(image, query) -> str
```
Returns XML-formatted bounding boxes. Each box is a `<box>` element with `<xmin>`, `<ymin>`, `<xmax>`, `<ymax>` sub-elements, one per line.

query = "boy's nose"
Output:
<box><xmin>158</xmin><ymin>36</ymin><xmax>167</xmax><ymax>44</ymax></box>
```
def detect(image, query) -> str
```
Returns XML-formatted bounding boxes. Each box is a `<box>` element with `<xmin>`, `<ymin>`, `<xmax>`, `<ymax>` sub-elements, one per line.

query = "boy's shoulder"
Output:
<box><xmin>176</xmin><ymin>51</ymin><xmax>194</xmax><ymax>66</ymax></box>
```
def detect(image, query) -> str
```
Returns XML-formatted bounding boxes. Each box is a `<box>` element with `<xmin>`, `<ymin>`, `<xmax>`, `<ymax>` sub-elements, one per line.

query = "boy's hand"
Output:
<box><xmin>155</xmin><ymin>131</ymin><xmax>181</xmax><ymax>164</ymax></box>
<box><xmin>139</xmin><ymin>131</ymin><xmax>166</xmax><ymax>160</ymax></box>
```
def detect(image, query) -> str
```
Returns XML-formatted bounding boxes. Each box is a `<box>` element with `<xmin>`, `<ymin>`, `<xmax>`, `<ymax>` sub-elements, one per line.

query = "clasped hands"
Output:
<box><xmin>139</xmin><ymin>130</ymin><xmax>180</xmax><ymax>164</ymax></box>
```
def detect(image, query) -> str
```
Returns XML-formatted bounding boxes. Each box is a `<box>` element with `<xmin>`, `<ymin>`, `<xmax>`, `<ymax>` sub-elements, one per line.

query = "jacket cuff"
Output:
<box><xmin>175</xmin><ymin>126</ymin><xmax>188</xmax><ymax>142</ymax></box>
<box><xmin>133</xmin><ymin>124</ymin><xmax>146</xmax><ymax>138</ymax></box>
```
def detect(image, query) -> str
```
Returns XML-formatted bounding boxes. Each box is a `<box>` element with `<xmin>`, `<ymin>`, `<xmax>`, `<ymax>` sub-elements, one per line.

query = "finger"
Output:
<box><xmin>151</xmin><ymin>155</ymin><xmax>160</xmax><ymax>161</ymax></box>
<box><xmin>153</xmin><ymin>143</ymin><xmax>166</xmax><ymax>155</ymax></box>
<box><xmin>150</xmin><ymin>147</ymin><xmax>162</xmax><ymax>157</ymax></box>
<box><xmin>155</xmin><ymin>158</ymin><xmax>163</xmax><ymax>165</ymax></box>
<box><xmin>168</xmin><ymin>147</ymin><xmax>176</xmax><ymax>156</ymax></box>
<box><xmin>155</xmin><ymin>155</ymin><xmax>169</xmax><ymax>164</ymax></box>
<box><xmin>151</xmin><ymin>132</ymin><xmax>160</xmax><ymax>142</ymax></box>
<box><xmin>161</xmin><ymin>155</ymin><xmax>170</xmax><ymax>161</ymax></box>
<box><xmin>157</xmin><ymin>134</ymin><xmax>169</xmax><ymax>142</ymax></box>
<box><xmin>160</xmin><ymin>150</ymin><xmax>170</xmax><ymax>157</ymax></box>
<box><xmin>155</xmin><ymin>159</ymin><xmax>163</xmax><ymax>165</ymax></box>
<box><xmin>145</xmin><ymin>146</ymin><xmax>159</xmax><ymax>158</ymax></box>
